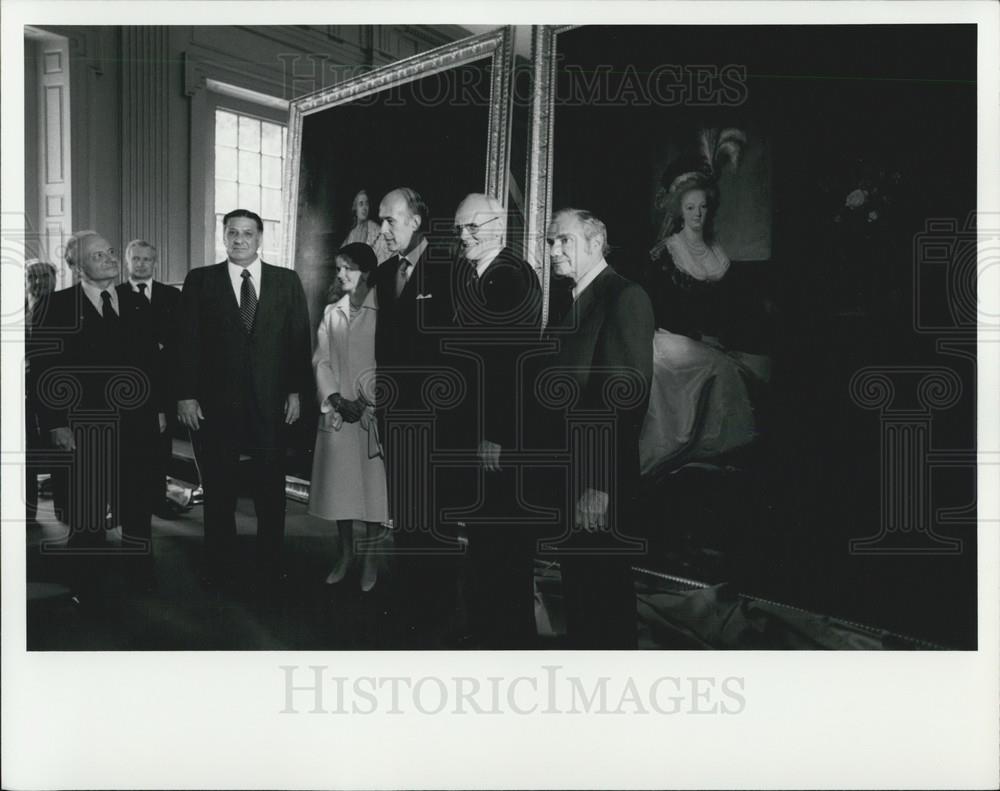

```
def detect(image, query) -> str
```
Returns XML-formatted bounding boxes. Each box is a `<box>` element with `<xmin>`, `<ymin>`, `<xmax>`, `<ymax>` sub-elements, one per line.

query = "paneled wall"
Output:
<box><xmin>24</xmin><ymin>25</ymin><xmax>468</xmax><ymax>285</ymax></box>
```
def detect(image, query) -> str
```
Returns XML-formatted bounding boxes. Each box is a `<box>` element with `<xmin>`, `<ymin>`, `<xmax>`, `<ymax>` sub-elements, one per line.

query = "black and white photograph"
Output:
<box><xmin>2</xmin><ymin>1</ymin><xmax>998</xmax><ymax>789</ymax></box>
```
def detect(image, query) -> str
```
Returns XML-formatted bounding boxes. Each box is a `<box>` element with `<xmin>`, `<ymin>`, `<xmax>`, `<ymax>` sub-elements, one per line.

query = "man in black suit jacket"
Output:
<box><xmin>373</xmin><ymin>187</ymin><xmax>459</xmax><ymax>644</ymax></box>
<box><xmin>373</xmin><ymin>188</ymin><xmax>454</xmax><ymax>385</ymax></box>
<box><xmin>451</xmin><ymin>193</ymin><xmax>543</xmax><ymax>648</ymax></box>
<box><xmin>529</xmin><ymin>209</ymin><xmax>655</xmax><ymax>648</ymax></box>
<box><xmin>25</xmin><ymin>259</ymin><xmax>57</xmax><ymax>524</ymax></box>
<box><xmin>117</xmin><ymin>239</ymin><xmax>180</xmax><ymax>515</ymax></box>
<box><xmin>34</xmin><ymin>231</ymin><xmax>162</xmax><ymax>594</ymax></box>
<box><xmin>175</xmin><ymin>209</ymin><xmax>312</xmax><ymax>589</ymax></box>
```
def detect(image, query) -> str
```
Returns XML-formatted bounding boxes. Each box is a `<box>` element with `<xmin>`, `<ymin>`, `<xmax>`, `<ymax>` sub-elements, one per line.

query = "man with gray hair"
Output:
<box><xmin>373</xmin><ymin>187</ymin><xmax>457</xmax><ymax>645</ymax></box>
<box><xmin>527</xmin><ymin>207</ymin><xmax>655</xmax><ymax>648</ymax></box>
<box><xmin>451</xmin><ymin>192</ymin><xmax>542</xmax><ymax>647</ymax></box>
<box><xmin>117</xmin><ymin>239</ymin><xmax>180</xmax><ymax>517</ymax></box>
<box><xmin>33</xmin><ymin>230</ymin><xmax>163</xmax><ymax>600</ymax></box>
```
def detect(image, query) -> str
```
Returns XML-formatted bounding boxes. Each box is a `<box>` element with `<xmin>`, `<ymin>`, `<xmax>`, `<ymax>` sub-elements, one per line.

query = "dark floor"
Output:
<box><xmin>27</xmin><ymin>494</ymin><xmax>466</xmax><ymax>651</ymax></box>
<box><xmin>25</xmin><ymin>478</ymin><xmax>953</xmax><ymax>651</ymax></box>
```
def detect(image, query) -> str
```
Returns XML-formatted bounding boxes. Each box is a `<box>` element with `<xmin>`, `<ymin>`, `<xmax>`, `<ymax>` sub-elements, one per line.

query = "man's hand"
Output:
<box><xmin>158</xmin><ymin>412</ymin><xmax>167</xmax><ymax>433</ymax></box>
<box><xmin>50</xmin><ymin>426</ymin><xmax>75</xmax><ymax>452</ymax></box>
<box><xmin>574</xmin><ymin>488</ymin><xmax>609</xmax><ymax>533</ymax></box>
<box><xmin>284</xmin><ymin>393</ymin><xmax>301</xmax><ymax>425</ymax></box>
<box><xmin>177</xmin><ymin>399</ymin><xmax>204</xmax><ymax>431</ymax></box>
<box><xmin>478</xmin><ymin>439</ymin><xmax>502</xmax><ymax>472</ymax></box>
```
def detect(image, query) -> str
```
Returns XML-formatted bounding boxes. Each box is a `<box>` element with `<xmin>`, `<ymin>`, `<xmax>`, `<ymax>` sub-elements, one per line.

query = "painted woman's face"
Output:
<box><xmin>681</xmin><ymin>189</ymin><xmax>708</xmax><ymax>233</ymax></box>
<box><xmin>354</xmin><ymin>192</ymin><xmax>370</xmax><ymax>222</ymax></box>
<box><xmin>336</xmin><ymin>256</ymin><xmax>362</xmax><ymax>294</ymax></box>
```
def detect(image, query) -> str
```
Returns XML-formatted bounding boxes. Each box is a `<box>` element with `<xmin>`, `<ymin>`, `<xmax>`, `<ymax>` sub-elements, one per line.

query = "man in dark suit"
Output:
<box><xmin>175</xmin><ymin>209</ymin><xmax>312</xmax><ymax>590</ymax></box>
<box><xmin>117</xmin><ymin>239</ymin><xmax>180</xmax><ymax>517</ymax></box>
<box><xmin>373</xmin><ymin>187</ymin><xmax>454</xmax><ymax>385</ymax></box>
<box><xmin>530</xmin><ymin>208</ymin><xmax>655</xmax><ymax>648</ymax></box>
<box><xmin>451</xmin><ymin>193</ymin><xmax>543</xmax><ymax>648</ymax></box>
<box><xmin>373</xmin><ymin>187</ymin><xmax>458</xmax><ymax>643</ymax></box>
<box><xmin>33</xmin><ymin>231</ymin><xmax>162</xmax><ymax>595</ymax></box>
<box><xmin>25</xmin><ymin>259</ymin><xmax>57</xmax><ymax>525</ymax></box>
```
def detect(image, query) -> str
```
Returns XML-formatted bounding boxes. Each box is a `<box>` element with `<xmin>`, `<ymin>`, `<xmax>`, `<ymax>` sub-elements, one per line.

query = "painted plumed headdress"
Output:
<box><xmin>656</xmin><ymin>127</ymin><xmax>748</xmax><ymax>208</ymax></box>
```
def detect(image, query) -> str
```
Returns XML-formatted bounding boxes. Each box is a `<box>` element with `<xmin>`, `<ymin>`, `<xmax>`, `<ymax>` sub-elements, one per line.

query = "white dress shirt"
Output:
<box><xmin>571</xmin><ymin>258</ymin><xmax>608</xmax><ymax>301</ymax></box>
<box><xmin>80</xmin><ymin>279</ymin><xmax>119</xmax><ymax>316</ymax></box>
<box><xmin>128</xmin><ymin>277</ymin><xmax>154</xmax><ymax>302</ymax></box>
<box><xmin>227</xmin><ymin>257</ymin><xmax>262</xmax><ymax>305</ymax></box>
<box><xmin>398</xmin><ymin>237</ymin><xmax>428</xmax><ymax>285</ymax></box>
<box><xmin>474</xmin><ymin>245</ymin><xmax>503</xmax><ymax>279</ymax></box>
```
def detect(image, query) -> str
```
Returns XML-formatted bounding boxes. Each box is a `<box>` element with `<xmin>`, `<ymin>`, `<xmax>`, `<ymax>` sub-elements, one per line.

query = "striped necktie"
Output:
<box><xmin>395</xmin><ymin>257</ymin><xmax>411</xmax><ymax>298</ymax></box>
<box><xmin>239</xmin><ymin>269</ymin><xmax>257</xmax><ymax>332</ymax></box>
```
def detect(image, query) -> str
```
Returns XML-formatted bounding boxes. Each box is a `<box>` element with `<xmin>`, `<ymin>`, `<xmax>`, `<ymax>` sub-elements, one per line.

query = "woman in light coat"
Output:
<box><xmin>309</xmin><ymin>243</ymin><xmax>388</xmax><ymax>591</ymax></box>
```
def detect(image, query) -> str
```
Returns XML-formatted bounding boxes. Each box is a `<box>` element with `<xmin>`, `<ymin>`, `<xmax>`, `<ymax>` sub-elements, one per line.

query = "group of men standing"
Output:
<box><xmin>28</xmin><ymin>190</ymin><xmax>654</xmax><ymax>649</ymax></box>
<box><xmin>367</xmin><ymin>188</ymin><xmax>655</xmax><ymax>648</ymax></box>
<box><xmin>29</xmin><ymin>235</ymin><xmax>180</xmax><ymax>595</ymax></box>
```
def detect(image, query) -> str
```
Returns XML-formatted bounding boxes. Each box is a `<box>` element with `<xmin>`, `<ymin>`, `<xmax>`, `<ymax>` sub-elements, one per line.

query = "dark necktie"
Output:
<box><xmin>395</xmin><ymin>257</ymin><xmax>411</xmax><ymax>298</ymax></box>
<box><xmin>136</xmin><ymin>282</ymin><xmax>148</xmax><ymax>302</ymax></box>
<box><xmin>100</xmin><ymin>290</ymin><xmax>117</xmax><ymax>322</ymax></box>
<box><xmin>240</xmin><ymin>269</ymin><xmax>257</xmax><ymax>332</ymax></box>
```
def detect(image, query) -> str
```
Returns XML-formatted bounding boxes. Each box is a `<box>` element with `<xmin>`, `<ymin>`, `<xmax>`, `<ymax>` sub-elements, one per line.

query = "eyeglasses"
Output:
<box><xmin>88</xmin><ymin>248</ymin><xmax>117</xmax><ymax>262</ymax></box>
<box><xmin>453</xmin><ymin>215</ymin><xmax>499</xmax><ymax>238</ymax></box>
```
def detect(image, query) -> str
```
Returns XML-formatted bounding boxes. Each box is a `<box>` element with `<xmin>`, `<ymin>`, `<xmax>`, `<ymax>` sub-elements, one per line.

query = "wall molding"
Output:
<box><xmin>184</xmin><ymin>43</ymin><xmax>289</xmax><ymax>99</ymax></box>
<box><xmin>121</xmin><ymin>26</ymin><xmax>170</xmax><ymax>271</ymax></box>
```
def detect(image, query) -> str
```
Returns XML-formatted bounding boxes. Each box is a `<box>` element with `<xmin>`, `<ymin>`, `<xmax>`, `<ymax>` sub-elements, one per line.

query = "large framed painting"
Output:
<box><xmin>282</xmin><ymin>27</ymin><xmax>515</xmax><ymax>330</ymax></box>
<box><xmin>525</xmin><ymin>24</ymin><xmax>978</xmax><ymax>651</ymax></box>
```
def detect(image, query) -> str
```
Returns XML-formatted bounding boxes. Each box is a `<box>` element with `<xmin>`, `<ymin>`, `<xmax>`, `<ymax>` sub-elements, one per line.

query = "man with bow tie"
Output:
<box><xmin>528</xmin><ymin>208</ymin><xmax>655</xmax><ymax>648</ymax></box>
<box><xmin>373</xmin><ymin>187</ymin><xmax>458</xmax><ymax>645</ymax></box>
<box><xmin>175</xmin><ymin>209</ymin><xmax>312</xmax><ymax>592</ymax></box>
<box><xmin>116</xmin><ymin>239</ymin><xmax>180</xmax><ymax>516</ymax></box>
<box><xmin>451</xmin><ymin>192</ymin><xmax>542</xmax><ymax>648</ymax></box>
<box><xmin>33</xmin><ymin>231</ymin><xmax>163</xmax><ymax>598</ymax></box>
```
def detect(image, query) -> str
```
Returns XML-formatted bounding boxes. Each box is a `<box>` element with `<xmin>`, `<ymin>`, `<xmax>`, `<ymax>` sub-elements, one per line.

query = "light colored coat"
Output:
<box><xmin>308</xmin><ymin>289</ymin><xmax>387</xmax><ymax>522</ymax></box>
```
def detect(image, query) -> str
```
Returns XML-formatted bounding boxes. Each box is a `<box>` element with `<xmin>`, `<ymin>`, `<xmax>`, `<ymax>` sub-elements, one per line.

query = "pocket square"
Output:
<box><xmin>416</xmin><ymin>293</ymin><xmax>433</xmax><ymax>300</ymax></box>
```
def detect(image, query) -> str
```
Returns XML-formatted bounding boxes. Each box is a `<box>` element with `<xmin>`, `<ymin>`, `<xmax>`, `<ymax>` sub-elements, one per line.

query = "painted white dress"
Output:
<box><xmin>308</xmin><ymin>289</ymin><xmax>388</xmax><ymax>522</ymax></box>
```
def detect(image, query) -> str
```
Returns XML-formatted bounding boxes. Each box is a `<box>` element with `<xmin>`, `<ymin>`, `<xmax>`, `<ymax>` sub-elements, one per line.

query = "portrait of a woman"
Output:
<box><xmin>647</xmin><ymin>168</ymin><xmax>732</xmax><ymax>346</ymax></box>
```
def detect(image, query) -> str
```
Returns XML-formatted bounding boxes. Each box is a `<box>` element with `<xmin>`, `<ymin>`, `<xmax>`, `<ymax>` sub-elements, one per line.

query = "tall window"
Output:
<box><xmin>214</xmin><ymin>109</ymin><xmax>287</xmax><ymax>264</ymax></box>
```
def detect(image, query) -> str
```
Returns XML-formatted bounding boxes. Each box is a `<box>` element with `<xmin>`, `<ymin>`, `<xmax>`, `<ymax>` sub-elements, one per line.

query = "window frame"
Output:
<box><xmin>192</xmin><ymin>90</ymin><xmax>290</xmax><ymax>269</ymax></box>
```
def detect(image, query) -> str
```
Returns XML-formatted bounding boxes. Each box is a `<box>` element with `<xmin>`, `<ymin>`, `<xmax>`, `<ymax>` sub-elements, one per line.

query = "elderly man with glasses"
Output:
<box><xmin>450</xmin><ymin>192</ymin><xmax>543</xmax><ymax>648</ymax></box>
<box><xmin>32</xmin><ymin>231</ymin><xmax>164</xmax><ymax>602</ymax></box>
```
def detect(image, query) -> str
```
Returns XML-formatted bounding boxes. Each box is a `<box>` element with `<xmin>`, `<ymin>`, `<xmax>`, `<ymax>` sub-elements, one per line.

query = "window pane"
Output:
<box><xmin>215</xmin><ymin>180</ymin><xmax>238</xmax><ymax>214</ymax></box>
<box><xmin>261</xmin><ymin>155</ymin><xmax>282</xmax><ymax>189</ymax></box>
<box><xmin>215</xmin><ymin>146</ymin><xmax>237</xmax><ymax>178</ymax></box>
<box><xmin>261</xmin><ymin>188</ymin><xmax>282</xmax><ymax>220</ymax></box>
<box><xmin>238</xmin><ymin>150</ymin><xmax>260</xmax><ymax>184</ymax></box>
<box><xmin>238</xmin><ymin>183</ymin><xmax>260</xmax><ymax>213</ymax></box>
<box><xmin>238</xmin><ymin>116</ymin><xmax>261</xmax><ymax>152</ymax></box>
<box><xmin>261</xmin><ymin>122</ymin><xmax>283</xmax><ymax>156</ymax></box>
<box><xmin>214</xmin><ymin>215</ymin><xmax>226</xmax><ymax>259</ymax></box>
<box><xmin>210</xmin><ymin>109</ymin><xmax>289</xmax><ymax>268</ymax></box>
<box><xmin>216</xmin><ymin>111</ymin><xmax>237</xmax><ymax>148</ymax></box>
